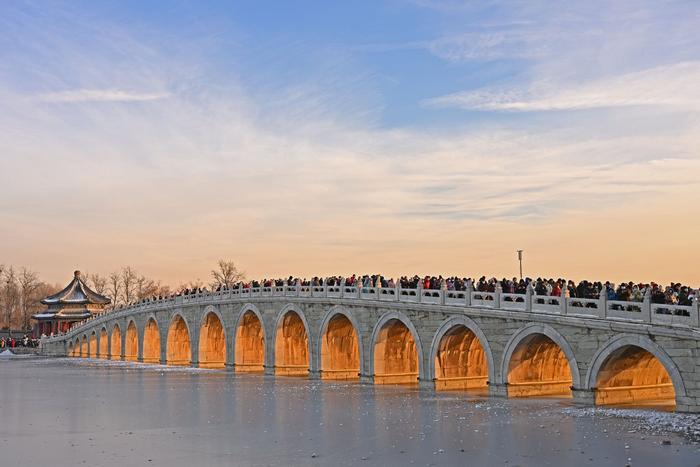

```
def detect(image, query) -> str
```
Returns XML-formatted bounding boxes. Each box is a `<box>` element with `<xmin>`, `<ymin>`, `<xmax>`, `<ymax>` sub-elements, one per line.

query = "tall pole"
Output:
<box><xmin>517</xmin><ymin>250</ymin><xmax>523</xmax><ymax>280</ymax></box>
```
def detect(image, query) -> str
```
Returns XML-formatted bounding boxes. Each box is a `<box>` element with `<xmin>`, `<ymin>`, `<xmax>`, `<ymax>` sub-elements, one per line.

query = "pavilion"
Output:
<box><xmin>32</xmin><ymin>270</ymin><xmax>111</xmax><ymax>337</ymax></box>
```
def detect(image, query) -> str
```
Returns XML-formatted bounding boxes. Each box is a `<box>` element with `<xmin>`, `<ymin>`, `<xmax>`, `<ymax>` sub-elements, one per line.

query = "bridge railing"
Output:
<box><xmin>45</xmin><ymin>281</ymin><xmax>700</xmax><ymax>345</ymax></box>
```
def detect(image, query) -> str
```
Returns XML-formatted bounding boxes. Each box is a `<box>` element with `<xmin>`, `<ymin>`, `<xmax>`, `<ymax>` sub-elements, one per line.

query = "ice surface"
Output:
<box><xmin>1</xmin><ymin>357</ymin><xmax>698</xmax><ymax>466</ymax></box>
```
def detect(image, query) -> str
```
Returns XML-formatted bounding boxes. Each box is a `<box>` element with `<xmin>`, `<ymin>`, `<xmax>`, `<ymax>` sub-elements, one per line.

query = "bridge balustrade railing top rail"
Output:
<box><xmin>47</xmin><ymin>282</ymin><xmax>700</xmax><ymax>343</ymax></box>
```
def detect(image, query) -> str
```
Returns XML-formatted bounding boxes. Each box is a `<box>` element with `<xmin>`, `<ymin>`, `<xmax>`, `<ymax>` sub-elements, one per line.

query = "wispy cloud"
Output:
<box><xmin>37</xmin><ymin>88</ymin><xmax>170</xmax><ymax>103</ymax></box>
<box><xmin>424</xmin><ymin>62</ymin><xmax>700</xmax><ymax>111</ymax></box>
<box><xmin>1</xmin><ymin>0</ymin><xmax>699</xmax><ymax>285</ymax></box>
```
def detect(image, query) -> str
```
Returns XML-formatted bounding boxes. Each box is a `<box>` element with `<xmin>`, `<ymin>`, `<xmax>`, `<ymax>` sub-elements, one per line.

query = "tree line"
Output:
<box><xmin>0</xmin><ymin>260</ymin><xmax>244</xmax><ymax>331</ymax></box>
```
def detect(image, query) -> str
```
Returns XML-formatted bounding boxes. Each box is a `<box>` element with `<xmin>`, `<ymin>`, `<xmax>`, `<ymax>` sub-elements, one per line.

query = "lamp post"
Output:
<box><xmin>517</xmin><ymin>250</ymin><xmax>524</xmax><ymax>280</ymax></box>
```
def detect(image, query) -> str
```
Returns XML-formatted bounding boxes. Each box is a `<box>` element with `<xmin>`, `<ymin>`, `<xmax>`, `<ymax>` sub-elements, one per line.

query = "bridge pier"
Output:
<box><xmin>418</xmin><ymin>379</ymin><xmax>435</xmax><ymax>391</ymax></box>
<box><xmin>488</xmin><ymin>382</ymin><xmax>509</xmax><ymax>398</ymax></box>
<box><xmin>264</xmin><ymin>365</ymin><xmax>275</xmax><ymax>376</ymax></box>
<box><xmin>359</xmin><ymin>374</ymin><xmax>374</xmax><ymax>385</ymax></box>
<box><xmin>571</xmin><ymin>388</ymin><xmax>596</xmax><ymax>406</ymax></box>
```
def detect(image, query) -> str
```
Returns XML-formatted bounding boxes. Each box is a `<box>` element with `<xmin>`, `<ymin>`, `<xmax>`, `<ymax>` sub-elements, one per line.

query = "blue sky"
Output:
<box><xmin>1</xmin><ymin>1</ymin><xmax>699</xmax><ymax>285</ymax></box>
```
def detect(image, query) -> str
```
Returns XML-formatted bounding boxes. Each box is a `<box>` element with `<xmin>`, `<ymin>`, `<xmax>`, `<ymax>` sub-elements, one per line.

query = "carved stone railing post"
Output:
<box><xmin>339</xmin><ymin>278</ymin><xmax>345</xmax><ymax>298</ymax></box>
<box><xmin>641</xmin><ymin>287</ymin><xmax>652</xmax><ymax>323</ymax></box>
<box><xmin>466</xmin><ymin>279</ymin><xmax>473</xmax><ymax>306</ymax></box>
<box><xmin>561</xmin><ymin>287</ymin><xmax>569</xmax><ymax>315</ymax></box>
<box><xmin>395</xmin><ymin>283</ymin><xmax>400</xmax><ymax>301</ymax></box>
<box><xmin>525</xmin><ymin>282</ymin><xmax>533</xmax><ymax>312</ymax></box>
<box><xmin>599</xmin><ymin>287</ymin><xmax>608</xmax><ymax>319</ymax></box>
<box><xmin>494</xmin><ymin>283</ymin><xmax>501</xmax><ymax>309</ymax></box>
<box><xmin>692</xmin><ymin>296</ymin><xmax>700</xmax><ymax>328</ymax></box>
<box><xmin>418</xmin><ymin>281</ymin><xmax>424</xmax><ymax>303</ymax></box>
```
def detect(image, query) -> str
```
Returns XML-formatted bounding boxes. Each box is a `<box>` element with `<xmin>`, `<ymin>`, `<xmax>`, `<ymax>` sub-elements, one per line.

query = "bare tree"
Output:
<box><xmin>210</xmin><ymin>259</ymin><xmax>245</xmax><ymax>289</ymax></box>
<box><xmin>87</xmin><ymin>272</ymin><xmax>108</xmax><ymax>295</ymax></box>
<box><xmin>18</xmin><ymin>268</ymin><xmax>40</xmax><ymax>330</ymax></box>
<box><xmin>108</xmin><ymin>272</ymin><xmax>121</xmax><ymax>307</ymax></box>
<box><xmin>2</xmin><ymin>266</ymin><xmax>19</xmax><ymax>331</ymax></box>
<box><xmin>121</xmin><ymin>266</ymin><xmax>138</xmax><ymax>305</ymax></box>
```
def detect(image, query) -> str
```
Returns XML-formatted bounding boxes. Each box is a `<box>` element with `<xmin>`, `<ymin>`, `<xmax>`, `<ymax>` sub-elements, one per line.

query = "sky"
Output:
<box><xmin>1</xmin><ymin>0</ymin><xmax>699</xmax><ymax>287</ymax></box>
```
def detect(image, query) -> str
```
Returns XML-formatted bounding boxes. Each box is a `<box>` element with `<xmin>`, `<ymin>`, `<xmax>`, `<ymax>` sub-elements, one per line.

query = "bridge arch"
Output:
<box><xmin>125</xmin><ymin>320</ymin><xmax>138</xmax><ymax>361</ymax></box>
<box><xmin>77</xmin><ymin>337</ymin><xmax>84</xmax><ymax>357</ymax></box>
<box><xmin>199</xmin><ymin>307</ymin><xmax>226</xmax><ymax>368</ymax></box>
<box><xmin>317</xmin><ymin>306</ymin><xmax>362</xmax><ymax>380</ymax></box>
<box><xmin>586</xmin><ymin>334</ymin><xmax>684</xmax><ymax>408</ymax></box>
<box><xmin>274</xmin><ymin>304</ymin><xmax>311</xmax><ymax>376</ymax></box>
<box><xmin>142</xmin><ymin>316</ymin><xmax>161</xmax><ymax>364</ymax></box>
<box><xmin>370</xmin><ymin>311</ymin><xmax>424</xmax><ymax>384</ymax></box>
<box><xmin>234</xmin><ymin>304</ymin><xmax>266</xmax><ymax>372</ymax></box>
<box><xmin>501</xmin><ymin>323</ymin><xmax>579</xmax><ymax>398</ymax></box>
<box><xmin>110</xmin><ymin>323</ymin><xmax>122</xmax><ymax>359</ymax></box>
<box><xmin>99</xmin><ymin>327</ymin><xmax>108</xmax><ymax>359</ymax></box>
<box><xmin>89</xmin><ymin>331</ymin><xmax>97</xmax><ymax>358</ymax></box>
<box><xmin>429</xmin><ymin>315</ymin><xmax>493</xmax><ymax>391</ymax></box>
<box><xmin>166</xmin><ymin>313</ymin><xmax>192</xmax><ymax>366</ymax></box>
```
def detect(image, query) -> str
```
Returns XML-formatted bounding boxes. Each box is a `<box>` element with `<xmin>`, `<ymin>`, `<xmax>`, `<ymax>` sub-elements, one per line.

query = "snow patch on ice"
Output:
<box><xmin>564</xmin><ymin>406</ymin><xmax>700</xmax><ymax>442</ymax></box>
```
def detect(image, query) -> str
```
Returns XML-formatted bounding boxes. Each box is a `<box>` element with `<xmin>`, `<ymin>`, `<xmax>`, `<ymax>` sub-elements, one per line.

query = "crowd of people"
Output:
<box><xmin>0</xmin><ymin>334</ymin><xmax>39</xmax><ymax>349</ymax></box>
<box><xmin>54</xmin><ymin>272</ymin><xmax>697</xmax><ymax>336</ymax></box>
<box><xmin>110</xmin><ymin>275</ymin><xmax>697</xmax><ymax>316</ymax></box>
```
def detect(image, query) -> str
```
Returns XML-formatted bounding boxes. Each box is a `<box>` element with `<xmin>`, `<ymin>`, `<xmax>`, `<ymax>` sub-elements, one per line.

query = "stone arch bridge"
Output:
<box><xmin>41</xmin><ymin>284</ymin><xmax>700</xmax><ymax>412</ymax></box>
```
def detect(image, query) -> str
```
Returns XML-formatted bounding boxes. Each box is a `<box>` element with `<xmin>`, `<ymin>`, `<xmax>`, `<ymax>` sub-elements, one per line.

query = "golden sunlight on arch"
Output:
<box><xmin>111</xmin><ymin>325</ymin><xmax>122</xmax><ymax>360</ymax></box>
<box><xmin>434</xmin><ymin>325</ymin><xmax>488</xmax><ymax>392</ymax></box>
<box><xmin>235</xmin><ymin>311</ymin><xmax>265</xmax><ymax>372</ymax></box>
<box><xmin>89</xmin><ymin>332</ymin><xmax>97</xmax><ymax>358</ymax></box>
<box><xmin>199</xmin><ymin>312</ymin><xmax>226</xmax><ymax>369</ymax></box>
<box><xmin>507</xmin><ymin>334</ymin><xmax>572</xmax><ymax>398</ymax></box>
<box><xmin>99</xmin><ymin>329</ymin><xmax>108</xmax><ymax>359</ymax></box>
<box><xmin>321</xmin><ymin>314</ymin><xmax>360</xmax><ymax>380</ymax></box>
<box><xmin>125</xmin><ymin>322</ymin><xmax>138</xmax><ymax>362</ymax></box>
<box><xmin>373</xmin><ymin>319</ymin><xmax>418</xmax><ymax>385</ymax></box>
<box><xmin>275</xmin><ymin>311</ymin><xmax>309</xmax><ymax>376</ymax></box>
<box><xmin>142</xmin><ymin>318</ymin><xmax>161</xmax><ymax>364</ymax></box>
<box><xmin>166</xmin><ymin>315</ymin><xmax>191</xmax><ymax>366</ymax></box>
<box><xmin>595</xmin><ymin>346</ymin><xmax>675</xmax><ymax>409</ymax></box>
<box><xmin>80</xmin><ymin>336</ymin><xmax>88</xmax><ymax>357</ymax></box>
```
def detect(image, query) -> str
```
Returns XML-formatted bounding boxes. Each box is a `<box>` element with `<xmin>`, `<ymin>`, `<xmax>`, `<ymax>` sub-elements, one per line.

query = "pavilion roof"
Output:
<box><xmin>41</xmin><ymin>270</ymin><xmax>111</xmax><ymax>306</ymax></box>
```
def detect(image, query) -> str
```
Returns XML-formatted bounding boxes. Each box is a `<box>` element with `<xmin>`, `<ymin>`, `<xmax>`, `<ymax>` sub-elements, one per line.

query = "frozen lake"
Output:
<box><xmin>1</xmin><ymin>357</ymin><xmax>698</xmax><ymax>466</ymax></box>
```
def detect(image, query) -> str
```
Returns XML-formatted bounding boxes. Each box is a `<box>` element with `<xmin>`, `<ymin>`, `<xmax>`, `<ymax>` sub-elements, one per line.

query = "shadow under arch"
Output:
<box><xmin>234</xmin><ymin>304</ymin><xmax>266</xmax><ymax>372</ymax></box>
<box><xmin>124</xmin><ymin>319</ymin><xmax>138</xmax><ymax>362</ymax></box>
<box><xmin>586</xmin><ymin>334</ymin><xmax>685</xmax><ymax>409</ymax></box>
<box><xmin>274</xmin><ymin>303</ymin><xmax>311</xmax><ymax>376</ymax></box>
<box><xmin>370</xmin><ymin>310</ymin><xmax>424</xmax><ymax>385</ymax></box>
<box><xmin>142</xmin><ymin>316</ymin><xmax>161</xmax><ymax>364</ymax></box>
<box><xmin>501</xmin><ymin>323</ymin><xmax>579</xmax><ymax>398</ymax></box>
<box><xmin>429</xmin><ymin>315</ymin><xmax>494</xmax><ymax>392</ymax></box>
<box><xmin>317</xmin><ymin>305</ymin><xmax>362</xmax><ymax>380</ymax></box>
<box><xmin>166</xmin><ymin>313</ymin><xmax>192</xmax><ymax>366</ymax></box>
<box><xmin>199</xmin><ymin>307</ymin><xmax>226</xmax><ymax>369</ymax></box>
<box><xmin>110</xmin><ymin>323</ymin><xmax>122</xmax><ymax>360</ymax></box>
